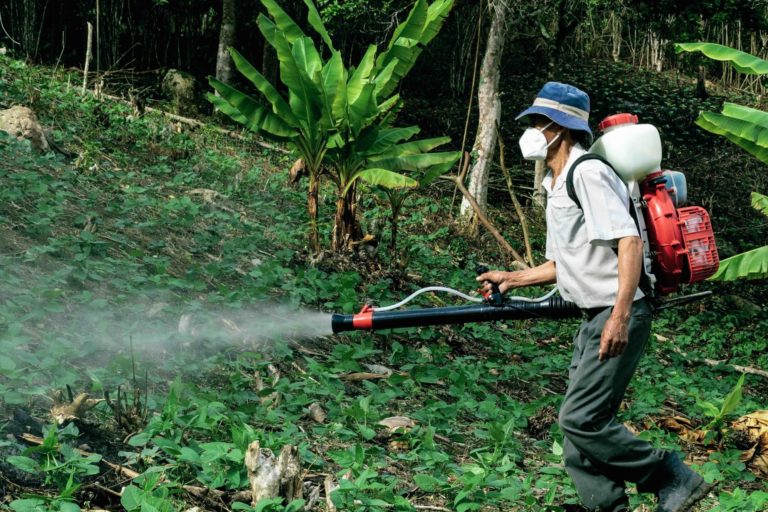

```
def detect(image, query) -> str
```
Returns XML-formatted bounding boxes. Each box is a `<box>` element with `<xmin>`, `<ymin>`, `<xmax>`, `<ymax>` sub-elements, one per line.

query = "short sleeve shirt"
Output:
<box><xmin>543</xmin><ymin>145</ymin><xmax>644</xmax><ymax>308</ymax></box>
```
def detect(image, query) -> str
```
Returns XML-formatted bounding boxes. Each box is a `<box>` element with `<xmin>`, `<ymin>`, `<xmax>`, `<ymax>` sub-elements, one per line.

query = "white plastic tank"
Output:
<box><xmin>589</xmin><ymin>113</ymin><xmax>663</xmax><ymax>183</ymax></box>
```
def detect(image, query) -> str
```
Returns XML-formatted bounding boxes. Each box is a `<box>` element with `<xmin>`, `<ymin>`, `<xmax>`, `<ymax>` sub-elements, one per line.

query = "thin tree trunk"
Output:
<box><xmin>215</xmin><ymin>0</ymin><xmax>236</xmax><ymax>86</ymax></box>
<box><xmin>308</xmin><ymin>172</ymin><xmax>320</xmax><ymax>254</ymax></box>
<box><xmin>82</xmin><ymin>22</ymin><xmax>93</xmax><ymax>94</ymax></box>
<box><xmin>332</xmin><ymin>184</ymin><xmax>359</xmax><ymax>252</ymax></box>
<box><xmin>459</xmin><ymin>0</ymin><xmax>510</xmax><ymax>230</ymax></box>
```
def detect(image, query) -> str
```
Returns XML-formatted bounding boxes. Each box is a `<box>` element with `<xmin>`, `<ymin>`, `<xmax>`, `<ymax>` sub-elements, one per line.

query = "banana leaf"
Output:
<box><xmin>303</xmin><ymin>0</ymin><xmax>334</xmax><ymax>51</ymax></box>
<box><xmin>228</xmin><ymin>48</ymin><xmax>299</xmax><ymax>128</ymax></box>
<box><xmin>721</xmin><ymin>102</ymin><xmax>768</xmax><ymax>129</ymax></box>
<box><xmin>348</xmin><ymin>45</ymin><xmax>377</xmax><ymax>106</ymax></box>
<box><xmin>372</xmin><ymin>136</ymin><xmax>452</xmax><ymax>157</ymax></box>
<box><xmin>258</xmin><ymin>16</ymin><xmax>321</xmax><ymax>119</ymax></box>
<box><xmin>709</xmin><ymin>245</ymin><xmax>768</xmax><ymax>281</ymax></box>
<box><xmin>675</xmin><ymin>42</ymin><xmax>768</xmax><ymax>75</ymax></box>
<box><xmin>344</xmin><ymin>168</ymin><xmax>419</xmax><ymax>195</ymax></box>
<box><xmin>753</xmin><ymin>192</ymin><xmax>768</xmax><ymax>217</ymax></box>
<box><xmin>261</xmin><ymin>0</ymin><xmax>306</xmax><ymax>44</ymax></box>
<box><xmin>696</xmin><ymin>112</ymin><xmax>768</xmax><ymax>164</ymax></box>
<box><xmin>369</xmin><ymin>151</ymin><xmax>460</xmax><ymax>172</ymax></box>
<box><xmin>207</xmin><ymin>80</ymin><xmax>295</xmax><ymax>140</ymax></box>
<box><xmin>376</xmin><ymin>0</ymin><xmax>453</xmax><ymax>98</ymax></box>
<box><xmin>358</xmin><ymin>126</ymin><xmax>421</xmax><ymax>155</ymax></box>
<box><xmin>319</xmin><ymin>51</ymin><xmax>346</xmax><ymax>129</ymax></box>
<box><xmin>349</xmin><ymin>83</ymin><xmax>378</xmax><ymax>134</ymax></box>
<box><xmin>421</xmin><ymin>0</ymin><xmax>454</xmax><ymax>45</ymax></box>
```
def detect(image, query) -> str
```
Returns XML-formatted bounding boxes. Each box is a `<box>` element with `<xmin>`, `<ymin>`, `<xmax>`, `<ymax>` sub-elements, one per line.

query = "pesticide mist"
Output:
<box><xmin>71</xmin><ymin>297</ymin><xmax>336</xmax><ymax>359</ymax></box>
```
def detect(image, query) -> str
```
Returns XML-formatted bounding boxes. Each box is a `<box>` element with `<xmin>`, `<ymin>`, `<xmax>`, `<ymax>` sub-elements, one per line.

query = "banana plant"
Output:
<box><xmin>326</xmin><ymin>122</ymin><xmax>460</xmax><ymax>251</ymax></box>
<box><xmin>375</xmin><ymin>157</ymin><xmax>456</xmax><ymax>259</ymax></box>
<box><xmin>675</xmin><ymin>42</ymin><xmax>768</xmax><ymax>281</ymax></box>
<box><xmin>208</xmin><ymin>0</ymin><xmax>455</xmax><ymax>254</ymax></box>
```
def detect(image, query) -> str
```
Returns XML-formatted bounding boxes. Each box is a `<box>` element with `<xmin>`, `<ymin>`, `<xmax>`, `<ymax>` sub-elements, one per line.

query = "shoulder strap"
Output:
<box><xmin>565</xmin><ymin>153</ymin><xmax>613</xmax><ymax>210</ymax></box>
<box><xmin>564</xmin><ymin>153</ymin><xmax>655</xmax><ymax>299</ymax></box>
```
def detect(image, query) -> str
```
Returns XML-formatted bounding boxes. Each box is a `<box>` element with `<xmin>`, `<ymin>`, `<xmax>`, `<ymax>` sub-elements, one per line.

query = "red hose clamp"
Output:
<box><xmin>352</xmin><ymin>304</ymin><xmax>374</xmax><ymax>330</ymax></box>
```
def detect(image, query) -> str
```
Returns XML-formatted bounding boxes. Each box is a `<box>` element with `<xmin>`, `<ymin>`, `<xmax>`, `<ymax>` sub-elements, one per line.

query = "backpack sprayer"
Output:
<box><xmin>332</xmin><ymin>114</ymin><xmax>720</xmax><ymax>334</ymax></box>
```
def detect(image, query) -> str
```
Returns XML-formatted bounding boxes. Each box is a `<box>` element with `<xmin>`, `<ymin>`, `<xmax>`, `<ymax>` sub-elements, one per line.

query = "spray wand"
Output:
<box><xmin>331</xmin><ymin>266</ymin><xmax>581</xmax><ymax>333</ymax></box>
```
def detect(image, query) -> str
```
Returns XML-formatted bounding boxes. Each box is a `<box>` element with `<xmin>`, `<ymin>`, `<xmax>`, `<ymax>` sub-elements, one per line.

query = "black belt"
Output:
<box><xmin>580</xmin><ymin>305</ymin><xmax>611</xmax><ymax>320</ymax></box>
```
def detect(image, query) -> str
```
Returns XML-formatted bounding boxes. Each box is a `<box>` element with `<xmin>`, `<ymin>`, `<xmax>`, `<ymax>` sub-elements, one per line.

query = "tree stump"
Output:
<box><xmin>244</xmin><ymin>441</ymin><xmax>302</xmax><ymax>506</ymax></box>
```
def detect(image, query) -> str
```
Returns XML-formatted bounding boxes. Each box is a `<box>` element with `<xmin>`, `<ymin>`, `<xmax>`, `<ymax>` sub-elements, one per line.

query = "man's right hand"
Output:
<box><xmin>476</xmin><ymin>270</ymin><xmax>522</xmax><ymax>294</ymax></box>
<box><xmin>476</xmin><ymin>261</ymin><xmax>557</xmax><ymax>294</ymax></box>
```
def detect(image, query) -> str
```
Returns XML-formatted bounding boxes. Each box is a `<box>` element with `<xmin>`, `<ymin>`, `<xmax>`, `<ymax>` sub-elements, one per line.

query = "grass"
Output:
<box><xmin>0</xmin><ymin>52</ymin><xmax>767</xmax><ymax>512</ymax></box>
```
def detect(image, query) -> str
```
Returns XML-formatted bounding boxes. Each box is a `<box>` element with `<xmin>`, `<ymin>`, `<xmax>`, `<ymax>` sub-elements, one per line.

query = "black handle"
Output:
<box><xmin>475</xmin><ymin>265</ymin><xmax>503</xmax><ymax>306</ymax></box>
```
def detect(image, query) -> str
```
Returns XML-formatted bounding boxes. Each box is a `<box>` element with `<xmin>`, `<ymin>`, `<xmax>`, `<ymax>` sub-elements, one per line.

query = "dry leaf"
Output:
<box><xmin>387</xmin><ymin>440</ymin><xmax>409</xmax><ymax>452</ymax></box>
<box><xmin>658</xmin><ymin>415</ymin><xmax>711</xmax><ymax>445</ymax></box>
<box><xmin>378</xmin><ymin>416</ymin><xmax>417</xmax><ymax>433</ymax></box>
<box><xmin>289</xmin><ymin>158</ymin><xmax>305</xmax><ymax>184</ymax></box>
<box><xmin>363</xmin><ymin>363</ymin><xmax>393</xmax><ymax>376</ymax></box>
<box><xmin>308</xmin><ymin>403</ymin><xmax>327</xmax><ymax>424</ymax></box>
<box><xmin>732</xmin><ymin>410</ymin><xmax>768</xmax><ymax>476</ymax></box>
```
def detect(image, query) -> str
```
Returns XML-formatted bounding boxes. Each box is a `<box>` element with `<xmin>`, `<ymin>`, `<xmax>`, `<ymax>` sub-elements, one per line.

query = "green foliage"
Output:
<box><xmin>209</xmin><ymin>0</ymin><xmax>456</xmax><ymax>251</ymax></box>
<box><xmin>1</xmin><ymin>43</ymin><xmax>766</xmax><ymax>512</ymax></box>
<box><xmin>692</xmin><ymin>373</ymin><xmax>746</xmax><ymax>431</ymax></box>
<box><xmin>675</xmin><ymin>43</ymin><xmax>768</xmax><ymax>281</ymax></box>
<box><xmin>675</xmin><ymin>42</ymin><xmax>768</xmax><ymax>74</ymax></box>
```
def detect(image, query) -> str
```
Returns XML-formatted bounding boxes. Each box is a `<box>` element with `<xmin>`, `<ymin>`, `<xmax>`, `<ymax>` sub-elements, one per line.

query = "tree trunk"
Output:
<box><xmin>245</xmin><ymin>441</ymin><xmax>302</xmax><ymax>505</ymax></box>
<box><xmin>308</xmin><ymin>172</ymin><xmax>320</xmax><ymax>254</ymax></box>
<box><xmin>459</xmin><ymin>0</ymin><xmax>510</xmax><ymax>229</ymax></box>
<box><xmin>332</xmin><ymin>183</ymin><xmax>360</xmax><ymax>252</ymax></box>
<box><xmin>215</xmin><ymin>0</ymin><xmax>236</xmax><ymax>86</ymax></box>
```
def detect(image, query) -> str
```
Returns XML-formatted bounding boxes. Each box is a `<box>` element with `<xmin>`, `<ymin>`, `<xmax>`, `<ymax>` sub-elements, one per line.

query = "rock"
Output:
<box><xmin>161</xmin><ymin>69</ymin><xmax>199</xmax><ymax>116</ymax></box>
<box><xmin>0</xmin><ymin>106</ymin><xmax>50</xmax><ymax>153</ymax></box>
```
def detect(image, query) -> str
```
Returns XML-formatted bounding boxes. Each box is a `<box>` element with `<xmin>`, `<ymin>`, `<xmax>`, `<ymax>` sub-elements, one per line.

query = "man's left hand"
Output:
<box><xmin>599</xmin><ymin>313</ymin><xmax>630</xmax><ymax>361</ymax></box>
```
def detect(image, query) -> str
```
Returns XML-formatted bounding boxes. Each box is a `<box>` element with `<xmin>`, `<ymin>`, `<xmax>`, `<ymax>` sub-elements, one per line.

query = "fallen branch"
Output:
<box><xmin>667</xmin><ymin>342</ymin><xmax>768</xmax><ymax>379</ymax></box>
<box><xmin>96</xmin><ymin>92</ymin><xmax>287</xmax><ymax>153</ymax></box>
<box><xmin>440</xmin><ymin>174</ymin><xmax>528</xmax><ymax>268</ymax></box>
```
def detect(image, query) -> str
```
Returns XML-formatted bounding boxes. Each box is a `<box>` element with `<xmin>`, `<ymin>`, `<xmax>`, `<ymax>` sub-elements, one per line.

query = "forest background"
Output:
<box><xmin>0</xmin><ymin>0</ymin><xmax>767</xmax><ymax>511</ymax></box>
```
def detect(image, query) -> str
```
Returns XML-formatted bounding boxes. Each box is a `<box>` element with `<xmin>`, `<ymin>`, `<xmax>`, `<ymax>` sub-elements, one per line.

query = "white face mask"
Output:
<box><xmin>518</xmin><ymin>121</ymin><xmax>561</xmax><ymax>160</ymax></box>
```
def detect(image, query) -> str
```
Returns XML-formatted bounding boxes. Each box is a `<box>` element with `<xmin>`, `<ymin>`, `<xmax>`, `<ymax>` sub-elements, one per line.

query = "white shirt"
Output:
<box><xmin>543</xmin><ymin>145</ymin><xmax>644</xmax><ymax>308</ymax></box>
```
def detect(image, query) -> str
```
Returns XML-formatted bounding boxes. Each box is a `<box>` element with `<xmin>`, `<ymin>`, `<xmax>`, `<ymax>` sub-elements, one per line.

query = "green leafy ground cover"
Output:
<box><xmin>1</xmin><ymin>53</ymin><xmax>767</xmax><ymax>511</ymax></box>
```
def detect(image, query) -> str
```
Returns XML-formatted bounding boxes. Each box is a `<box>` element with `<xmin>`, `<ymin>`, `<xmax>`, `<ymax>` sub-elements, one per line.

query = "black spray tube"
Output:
<box><xmin>331</xmin><ymin>296</ymin><xmax>581</xmax><ymax>333</ymax></box>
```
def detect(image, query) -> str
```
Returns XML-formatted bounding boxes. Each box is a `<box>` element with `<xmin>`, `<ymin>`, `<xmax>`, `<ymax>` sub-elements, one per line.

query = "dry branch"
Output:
<box><xmin>442</xmin><ymin>174</ymin><xmax>528</xmax><ymax>268</ymax></box>
<box><xmin>96</xmin><ymin>92</ymin><xmax>287</xmax><ymax>153</ymax></box>
<box><xmin>669</xmin><ymin>344</ymin><xmax>768</xmax><ymax>379</ymax></box>
<box><xmin>497</xmin><ymin>125</ymin><xmax>534</xmax><ymax>266</ymax></box>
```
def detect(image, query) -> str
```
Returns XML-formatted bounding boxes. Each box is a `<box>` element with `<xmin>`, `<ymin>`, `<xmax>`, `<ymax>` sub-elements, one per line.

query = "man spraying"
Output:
<box><xmin>477</xmin><ymin>82</ymin><xmax>711</xmax><ymax>512</ymax></box>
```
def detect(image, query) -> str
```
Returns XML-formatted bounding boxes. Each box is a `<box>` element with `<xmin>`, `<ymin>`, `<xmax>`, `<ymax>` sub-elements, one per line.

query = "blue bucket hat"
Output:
<box><xmin>515</xmin><ymin>82</ymin><xmax>592</xmax><ymax>141</ymax></box>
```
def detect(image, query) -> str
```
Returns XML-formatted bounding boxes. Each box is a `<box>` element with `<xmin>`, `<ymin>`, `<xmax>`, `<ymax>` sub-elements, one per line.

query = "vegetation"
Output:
<box><xmin>1</xmin><ymin>1</ymin><xmax>767</xmax><ymax>511</ymax></box>
<box><xmin>209</xmin><ymin>0</ymin><xmax>457</xmax><ymax>253</ymax></box>
<box><xmin>675</xmin><ymin>43</ymin><xmax>768</xmax><ymax>281</ymax></box>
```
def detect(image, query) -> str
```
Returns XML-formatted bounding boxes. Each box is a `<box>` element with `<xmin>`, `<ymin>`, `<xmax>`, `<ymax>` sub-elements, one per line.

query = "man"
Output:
<box><xmin>477</xmin><ymin>82</ymin><xmax>711</xmax><ymax>512</ymax></box>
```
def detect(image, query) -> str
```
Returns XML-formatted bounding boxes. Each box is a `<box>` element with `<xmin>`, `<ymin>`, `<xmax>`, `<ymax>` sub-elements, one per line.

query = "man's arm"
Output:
<box><xmin>476</xmin><ymin>260</ymin><xmax>557</xmax><ymax>294</ymax></box>
<box><xmin>599</xmin><ymin>235</ymin><xmax>643</xmax><ymax>361</ymax></box>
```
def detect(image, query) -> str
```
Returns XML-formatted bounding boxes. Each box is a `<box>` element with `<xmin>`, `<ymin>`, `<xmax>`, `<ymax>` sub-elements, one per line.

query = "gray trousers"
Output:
<box><xmin>559</xmin><ymin>298</ymin><xmax>665</xmax><ymax>511</ymax></box>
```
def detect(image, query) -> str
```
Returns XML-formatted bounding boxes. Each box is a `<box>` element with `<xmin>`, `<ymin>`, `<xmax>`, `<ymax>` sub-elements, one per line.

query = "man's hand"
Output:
<box><xmin>599</xmin><ymin>312</ymin><xmax>630</xmax><ymax>361</ymax></box>
<box><xmin>476</xmin><ymin>270</ymin><xmax>521</xmax><ymax>294</ymax></box>
<box><xmin>476</xmin><ymin>261</ymin><xmax>557</xmax><ymax>295</ymax></box>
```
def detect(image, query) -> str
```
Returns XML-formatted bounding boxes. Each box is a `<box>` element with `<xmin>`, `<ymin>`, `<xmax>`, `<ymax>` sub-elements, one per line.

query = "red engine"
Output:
<box><xmin>640</xmin><ymin>172</ymin><xmax>719</xmax><ymax>295</ymax></box>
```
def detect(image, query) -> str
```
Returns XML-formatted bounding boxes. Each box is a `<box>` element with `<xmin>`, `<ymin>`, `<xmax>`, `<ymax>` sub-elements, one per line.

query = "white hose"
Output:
<box><xmin>372</xmin><ymin>285</ymin><xmax>558</xmax><ymax>312</ymax></box>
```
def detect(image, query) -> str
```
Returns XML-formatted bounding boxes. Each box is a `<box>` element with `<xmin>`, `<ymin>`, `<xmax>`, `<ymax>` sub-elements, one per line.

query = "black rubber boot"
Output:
<box><xmin>654</xmin><ymin>452</ymin><xmax>713</xmax><ymax>512</ymax></box>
